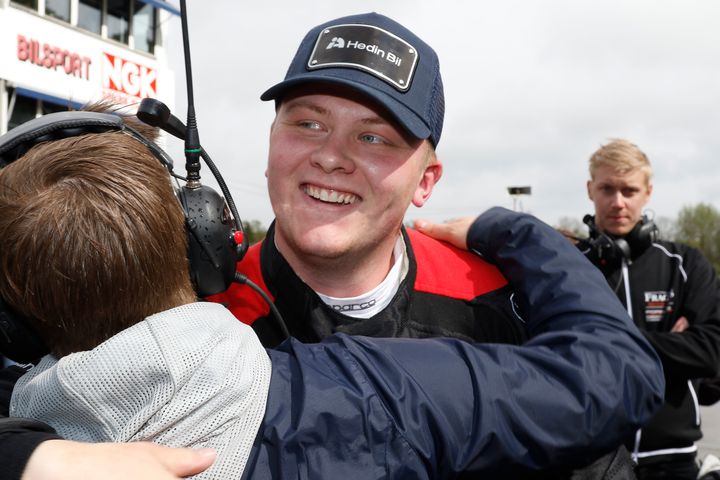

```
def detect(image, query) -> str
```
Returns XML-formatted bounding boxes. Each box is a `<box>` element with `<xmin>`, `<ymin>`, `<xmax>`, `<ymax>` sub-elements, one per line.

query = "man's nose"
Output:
<box><xmin>310</xmin><ymin>133</ymin><xmax>356</xmax><ymax>174</ymax></box>
<box><xmin>610</xmin><ymin>191</ymin><xmax>626</xmax><ymax>208</ymax></box>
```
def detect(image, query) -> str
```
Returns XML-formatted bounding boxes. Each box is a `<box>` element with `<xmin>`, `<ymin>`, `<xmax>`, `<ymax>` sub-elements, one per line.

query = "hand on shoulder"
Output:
<box><xmin>414</xmin><ymin>217</ymin><xmax>475</xmax><ymax>250</ymax></box>
<box><xmin>22</xmin><ymin>440</ymin><xmax>215</xmax><ymax>480</ymax></box>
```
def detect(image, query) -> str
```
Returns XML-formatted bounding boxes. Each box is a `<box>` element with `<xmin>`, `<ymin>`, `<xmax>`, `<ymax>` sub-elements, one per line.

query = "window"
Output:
<box><xmin>10</xmin><ymin>0</ymin><xmax>38</xmax><ymax>9</ymax></box>
<box><xmin>133</xmin><ymin>1</ymin><xmax>156</xmax><ymax>54</ymax></box>
<box><xmin>41</xmin><ymin>101</ymin><xmax>70</xmax><ymax>115</ymax></box>
<box><xmin>9</xmin><ymin>0</ymin><xmax>159</xmax><ymax>53</ymax></box>
<box><xmin>8</xmin><ymin>93</ymin><xmax>37</xmax><ymax>131</ymax></box>
<box><xmin>107</xmin><ymin>0</ymin><xmax>130</xmax><ymax>45</ymax></box>
<box><xmin>45</xmin><ymin>0</ymin><xmax>71</xmax><ymax>22</ymax></box>
<box><xmin>78</xmin><ymin>0</ymin><xmax>102</xmax><ymax>35</ymax></box>
<box><xmin>7</xmin><ymin>90</ymin><xmax>71</xmax><ymax>131</ymax></box>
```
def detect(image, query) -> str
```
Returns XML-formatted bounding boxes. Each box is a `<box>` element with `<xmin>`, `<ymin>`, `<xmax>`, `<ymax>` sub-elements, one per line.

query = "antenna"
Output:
<box><xmin>176</xmin><ymin>0</ymin><xmax>248</xmax><ymax>257</ymax></box>
<box><xmin>172</xmin><ymin>1</ymin><xmax>285</xmax><ymax>337</ymax></box>
<box><xmin>180</xmin><ymin>0</ymin><xmax>201</xmax><ymax>187</ymax></box>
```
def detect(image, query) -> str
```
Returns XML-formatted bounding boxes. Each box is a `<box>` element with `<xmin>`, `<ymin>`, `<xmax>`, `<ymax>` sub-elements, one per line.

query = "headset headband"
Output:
<box><xmin>0</xmin><ymin>111</ymin><xmax>174</xmax><ymax>171</ymax></box>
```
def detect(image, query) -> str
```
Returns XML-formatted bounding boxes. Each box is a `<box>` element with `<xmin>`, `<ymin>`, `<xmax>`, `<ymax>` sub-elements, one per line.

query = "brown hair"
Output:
<box><xmin>0</xmin><ymin>118</ymin><xmax>195</xmax><ymax>357</ymax></box>
<box><xmin>589</xmin><ymin>138</ymin><xmax>653</xmax><ymax>185</ymax></box>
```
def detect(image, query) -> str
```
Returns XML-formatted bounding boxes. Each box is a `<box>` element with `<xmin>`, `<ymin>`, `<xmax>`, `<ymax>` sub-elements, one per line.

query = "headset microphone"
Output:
<box><xmin>137</xmin><ymin>98</ymin><xmax>186</xmax><ymax>140</ymax></box>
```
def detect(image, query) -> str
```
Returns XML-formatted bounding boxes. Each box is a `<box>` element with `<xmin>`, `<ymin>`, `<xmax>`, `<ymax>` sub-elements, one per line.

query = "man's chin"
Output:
<box><xmin>605</xmin><ymin>225</ymin><xmax>633</xmax><ymax>237</ymax></box>
<box><xmin>287</xmin><ymin>227</ymin><xmax>352</xmax><ymax>259</ymax></box>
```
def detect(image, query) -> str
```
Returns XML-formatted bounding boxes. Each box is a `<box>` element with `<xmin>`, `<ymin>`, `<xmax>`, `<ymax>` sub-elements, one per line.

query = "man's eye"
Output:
<box><xmin>622</xmin><ymin>189</ymin><xmax>638</xmax><ymax>197</ymax></box>
<box><xmin>360</xmin><ymin>134</ymin><xmax>385</xmax><ymax>144</ymax></box>
<box><xmin>299</xmin><ymin>121</ymin><xmax>322</xmax><ymax>130</ymax></box>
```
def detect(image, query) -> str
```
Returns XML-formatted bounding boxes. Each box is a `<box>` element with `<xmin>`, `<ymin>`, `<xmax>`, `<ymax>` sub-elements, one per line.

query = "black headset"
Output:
<box><xmin>0</xmin><ymin>108</ymin><xmax>248</xmax><ymax>363</ymax></box>
<box><xmin>582</xmin><ymin>214</ymin><xmax>659</xmax><ymax>266</ymax></box>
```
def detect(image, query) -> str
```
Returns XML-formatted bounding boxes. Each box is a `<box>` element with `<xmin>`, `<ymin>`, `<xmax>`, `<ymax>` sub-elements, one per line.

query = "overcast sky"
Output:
<box><xmin>164</xmin><ymin>0</ymin><xmax>720</xmax><ymax>233</ymax></box>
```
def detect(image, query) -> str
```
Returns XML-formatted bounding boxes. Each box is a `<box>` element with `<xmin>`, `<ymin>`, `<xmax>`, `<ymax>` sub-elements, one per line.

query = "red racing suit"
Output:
<box><xmin>210</xmin><ymin>223</ymin><xmax>527</xmax><ymax>348</ymax></box>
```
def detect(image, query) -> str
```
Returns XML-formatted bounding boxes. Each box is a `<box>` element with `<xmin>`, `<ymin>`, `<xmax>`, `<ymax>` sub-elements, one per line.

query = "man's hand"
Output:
<box><xmin>671</xmin><ymin>316</ymin><xmax>689</xmax><ymax>333</ymax></box>
<box><xmin>22</xmin><ymin>440</ymin><xmax>216</xmax><ymax>480</ymax></box>
<box><xmin>414</xmin><ymin>217</ymin><xmax>475</xmax><ymax>250</ymax></box>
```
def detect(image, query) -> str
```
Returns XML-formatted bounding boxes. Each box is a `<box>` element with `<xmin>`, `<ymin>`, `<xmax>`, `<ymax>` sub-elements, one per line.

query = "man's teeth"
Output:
<box><xmin>304</xmin><ymin>185</ymin><xmax>358</xmax><ymax>204</ymax></box>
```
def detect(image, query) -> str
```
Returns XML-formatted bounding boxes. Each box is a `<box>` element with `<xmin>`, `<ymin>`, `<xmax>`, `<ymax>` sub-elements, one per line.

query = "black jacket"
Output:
<box><xmin>578</xmin><ymin>233</ymin><xmax>720</xmax><ymax>462</ymax></box>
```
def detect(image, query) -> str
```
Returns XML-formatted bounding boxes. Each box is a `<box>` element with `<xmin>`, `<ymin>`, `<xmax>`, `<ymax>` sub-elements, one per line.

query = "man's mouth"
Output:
<box><xmin>303</xmin><ymin>184</ymin><xmax>359</xmax><ymax>205</ymax></box>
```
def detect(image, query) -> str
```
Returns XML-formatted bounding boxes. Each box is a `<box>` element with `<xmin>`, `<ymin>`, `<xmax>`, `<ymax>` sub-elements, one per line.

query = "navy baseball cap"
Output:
<box><xmin>261</xmin><ymin>12</ymin><xmax>445</xmax><ymax>147</ymax></box>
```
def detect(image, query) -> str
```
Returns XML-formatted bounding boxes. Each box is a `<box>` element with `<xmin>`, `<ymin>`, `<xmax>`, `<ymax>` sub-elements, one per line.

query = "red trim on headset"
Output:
<box><xmin>207</xmin><ymin>242</ymin><xmax>272</xmax><ymax>325</ymax></box>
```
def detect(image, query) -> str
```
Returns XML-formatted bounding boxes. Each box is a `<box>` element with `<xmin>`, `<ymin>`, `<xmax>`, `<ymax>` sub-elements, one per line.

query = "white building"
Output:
<box><xmin>0</xmin><ymin>0</ymin><xmax>178</xmax><ymax>134</ymax></box>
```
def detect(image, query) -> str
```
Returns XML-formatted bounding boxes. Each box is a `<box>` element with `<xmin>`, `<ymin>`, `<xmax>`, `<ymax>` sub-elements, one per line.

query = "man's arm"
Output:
<box><xmin>0</xmin><ymin>418</ymin><xmax>61</xmax><ymax>480</ymax></box>
<box><xmin>21</xmin><ymin>441</ymin><xmax>216</xmax><ymax>480</ymax></box>
<box><xmin>644</xmin><ymin>246</ymin><xmax>720</xmax><ymax>379</ymax></box>
<box><xmin>407</xmin><ymin>208</ymin><xmax>664</xmax><ymax>472</ymax></box>
<box><xmin>264</xmin><ymin>208</ymin><xmax>664</xmax><ymax>476</ymax></box>
<box><xmin>0</xmin><ymin>423</ymin><xmax>215</xmax><ymax>480</ymax></box>
<box><xmin>1</xmin><ymin>365</ymin><xmax>61</xmax><ymax>480</ymax></box>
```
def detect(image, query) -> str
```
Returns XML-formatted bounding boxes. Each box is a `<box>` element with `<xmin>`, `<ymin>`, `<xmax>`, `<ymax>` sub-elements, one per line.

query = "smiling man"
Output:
<box><xmin>578</xmin><ymin>138</ymin><xmax>720</xmax><ymax>479</ymax></box>
<box><xmin>212</xmin><ymin>12</ymin><xmax>527</xmax><ymax>349</ymax></box>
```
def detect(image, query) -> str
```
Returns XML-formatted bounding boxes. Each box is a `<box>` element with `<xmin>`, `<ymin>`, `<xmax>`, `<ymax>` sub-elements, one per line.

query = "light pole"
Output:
<box><xmin>507</xmin><ymin>186</ymin><xmax>532</xmax><ymax>212</ymax></box>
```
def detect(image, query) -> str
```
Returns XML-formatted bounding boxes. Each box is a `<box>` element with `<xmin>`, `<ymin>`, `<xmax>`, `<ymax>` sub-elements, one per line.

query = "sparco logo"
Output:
<box><xmin>329</xmin><ymin>299</ymin><xmax>377</xmax><ymax>312</ymax></box>
<box><xmin>325</xmin><ymin>36</ymin><xmax>402</xmax><ymax>66</ymax></box>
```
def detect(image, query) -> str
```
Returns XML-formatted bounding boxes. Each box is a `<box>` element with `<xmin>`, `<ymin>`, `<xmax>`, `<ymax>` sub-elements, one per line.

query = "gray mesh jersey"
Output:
<box><xmin>10</xmin><ymin>302</ymin><xmax>272</xmax><ymax>479</ymax></box>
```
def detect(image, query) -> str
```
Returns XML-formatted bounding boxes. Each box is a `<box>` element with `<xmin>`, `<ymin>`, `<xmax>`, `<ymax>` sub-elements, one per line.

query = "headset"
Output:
<box><xmin>582</xmin><ymin>213</ymin><xmax>659</xmax><ymax>266</ymax></box>
<box><xmin>0</xmin><ymin>107</ymin><xmax>248</xmax><ymax>362</ymax></box>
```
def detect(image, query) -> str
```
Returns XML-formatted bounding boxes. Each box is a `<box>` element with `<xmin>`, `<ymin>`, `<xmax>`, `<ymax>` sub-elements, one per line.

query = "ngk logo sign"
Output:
<box><xmin>102</xmin><ymin>52</ymin><xmax>157</xmax><ymax>99</ymax></box>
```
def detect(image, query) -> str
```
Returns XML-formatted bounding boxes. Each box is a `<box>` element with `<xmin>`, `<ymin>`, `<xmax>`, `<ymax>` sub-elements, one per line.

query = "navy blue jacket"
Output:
<box><xmin>241</xmin><ymin>208</ymin><xmax>665</xmax><ymax>478</ymax></box>
<box><xmin>0</xmin><ymin>208</ymin><xmax>664</xmax><ymax>479</ymax></box>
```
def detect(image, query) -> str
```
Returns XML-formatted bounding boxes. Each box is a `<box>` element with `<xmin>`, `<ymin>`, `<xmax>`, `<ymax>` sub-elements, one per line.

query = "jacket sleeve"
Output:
<box><xmin>258</xmin><ymin>207</ymin><xmax>665</xmax><ymax>477</ymax></box>
<box><xmin>0</xmin><ymin>366</ymin><xmax>60</xmax><ymax>480</ymax></box>
<box><xmin>388</xmin><ymin>207</ymin><xmax>664</xmax><ymax>474</ymax></box>
<box><xmin>0</xmin><ymin>418</ymin><xmax>60</xmax><ymax>480</ymax></box>
<box><xmin>643</xmin><ymin>246</ymin><xmax>720</xmax><ymax>379</ymax></box>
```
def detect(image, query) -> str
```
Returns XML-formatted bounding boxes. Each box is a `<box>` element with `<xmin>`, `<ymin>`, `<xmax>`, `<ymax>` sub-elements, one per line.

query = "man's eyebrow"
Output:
<box><xmin>283</xmin><ymin>100</ymin><xmax>328</xmax><ymax>116</ymax></box>
<box><xmin>360</xmin><ymin>116</ymin><xmax>391</xmax><ymax>127</ymax></box>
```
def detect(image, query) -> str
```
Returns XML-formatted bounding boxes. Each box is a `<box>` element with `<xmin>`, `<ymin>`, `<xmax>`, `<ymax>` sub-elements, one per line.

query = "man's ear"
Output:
<box><xmin>586</xmin><ymin>179</ymin><xmax>594</xmax><ymax>201</ymax></box>
<box><xmin>412</xmin><ymin>159</ymin><xmax>443</xmax><ymax>207</ymax></box>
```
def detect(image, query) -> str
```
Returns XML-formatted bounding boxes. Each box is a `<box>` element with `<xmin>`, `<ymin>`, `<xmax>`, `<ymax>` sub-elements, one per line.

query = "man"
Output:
<box><xmin>0</xmin><ymin>109</ymin><xmax>664</xmax><ymax>478</ymax></box>
<box><xmin>207</xmin><ymin>12</ymin><xmax>640</xmax><ymax>478</ymax></box>
<box><xmin>210</xmin><ymin>12</ymin><xmax>525</xmax><ymax>349</ymax></box>
<box><xmin>577</xmin><ymin>138</ymin><xmax>720</xmax><ymax>479</ymax></box>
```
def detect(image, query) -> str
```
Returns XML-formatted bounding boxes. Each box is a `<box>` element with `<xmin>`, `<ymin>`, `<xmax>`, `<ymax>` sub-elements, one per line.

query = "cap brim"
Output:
<box><xmin>261</xmin><ymin>75</ymin><xmax>431</xmax><ymax>141</ymax></box>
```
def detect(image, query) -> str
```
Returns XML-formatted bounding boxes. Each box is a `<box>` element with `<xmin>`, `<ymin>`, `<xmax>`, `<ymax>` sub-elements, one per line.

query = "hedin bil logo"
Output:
<box><xmin>102</xmin><ymin>52</ymin><xmax>157</xmax><ymax>102</ymax></box>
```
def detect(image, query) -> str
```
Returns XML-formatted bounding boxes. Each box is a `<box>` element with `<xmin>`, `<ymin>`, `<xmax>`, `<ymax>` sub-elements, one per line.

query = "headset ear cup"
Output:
<box><xmin>625</xmin><ymin>217</ymin><xmax>659</xmax><ymax>253</ymax></box>
<box><xmin>179</xmin><ymin>185</ymin><xmax>239</xmax><ymax>297</ymax></box>
<box><xmin>0</xmin><ymin>298</ymin><xmax>48</xmax><ymax>364</ymax></box>
<box><xmin>582</xmin><ymin>214</ymin><xmax>632</xmax><ymax>266</ymax></box>
<box><xmin>613</xmin><ymin>238</ymin><xmax>631</xmax><ymax>262</ymax></box>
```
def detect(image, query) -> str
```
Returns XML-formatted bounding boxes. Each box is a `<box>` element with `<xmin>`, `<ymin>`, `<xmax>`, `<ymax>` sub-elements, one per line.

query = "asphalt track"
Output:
<box><xmin>700</xmin><ymin>405</ymin><xmax>720</xmax><ymax>458</ymax></box>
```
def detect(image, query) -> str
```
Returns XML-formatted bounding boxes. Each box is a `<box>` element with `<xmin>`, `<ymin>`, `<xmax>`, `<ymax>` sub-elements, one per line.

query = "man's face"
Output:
<box><xmin>587</xmin><ymin>165</ymin><xmax>652</xmax><ymax>236</ymax></box>
<box><xmin>266</xmin><ymin>84</ymin><xmax>442</xmax><ymax>266</ymax></box>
